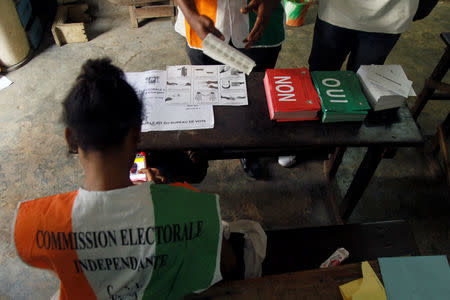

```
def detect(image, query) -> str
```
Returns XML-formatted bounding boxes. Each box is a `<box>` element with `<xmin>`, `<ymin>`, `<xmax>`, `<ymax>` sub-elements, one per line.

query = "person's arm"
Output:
<box><xmin>175</xmin><ymin>0</ymin><xmax>224</xmax><ymax>40</ymax></box>
<box><xmin>241</xmin><ymin>0</ymin><xmax>281</xmax><ymax>49</ymax></box>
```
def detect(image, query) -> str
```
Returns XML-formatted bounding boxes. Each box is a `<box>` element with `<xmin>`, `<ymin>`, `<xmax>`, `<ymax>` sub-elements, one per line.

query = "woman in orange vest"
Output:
<box><xmin>13</xmin><ymin>58</ymin><xmax>266</xmax><ymax>300</ymax></box>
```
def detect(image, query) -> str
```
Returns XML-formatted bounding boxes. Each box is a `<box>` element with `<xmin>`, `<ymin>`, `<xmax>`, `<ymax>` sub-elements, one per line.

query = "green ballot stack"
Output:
<box><xmin>311</xmin><ymin>71</ymin><xmax>371</xmax><ymax>123</ymax></box>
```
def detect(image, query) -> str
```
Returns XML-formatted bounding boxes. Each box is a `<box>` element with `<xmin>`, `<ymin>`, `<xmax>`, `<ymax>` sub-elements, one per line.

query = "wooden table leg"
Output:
<box><xmin>339</xmin><ymin>146</ymin><xmax>385</xmax><ymax>222</ymax></box>
<box><xmin>128</xmin><ymin>5</ymin><xmax>138</xmax><ymax>28</ymax></box>
<box><xmin>411</xmin><ymin>47</ymin><xmax>450</xmax><ymax>120</ymax></box>
<box><xmin>438</xmin><ymin>124</ymin><xmax>450</xmax><ymax>185</ymax></box>
<box><xmin>170</xmin><ymin>0</ymin><xmax>176</xmax><ymax>24</ymax></box>
<box><xmin>324</xmin><ymin>182</ymin><xmax>344</xmax><ymax>225</ymax></box>
<box><xmin>324</xmin><ymin>147</ymin><xmax>347</xmax><ymax>180</ymax></box>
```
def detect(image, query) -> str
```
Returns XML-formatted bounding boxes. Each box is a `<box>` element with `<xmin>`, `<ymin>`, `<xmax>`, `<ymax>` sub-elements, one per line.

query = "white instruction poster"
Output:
<box><xmin>165</xmin><ymin>65</ymin><xmax>248</xmax><ymax>106</ymax></box>
<box><xmin>125</xmin><ymin>70</ymin><xmax>214</xmax><ymax>132</ymax></box>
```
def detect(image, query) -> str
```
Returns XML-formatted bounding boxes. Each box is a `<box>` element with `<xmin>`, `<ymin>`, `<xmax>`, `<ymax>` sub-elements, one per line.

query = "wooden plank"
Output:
<box><xmin>185</xmin><ymin>261</ymin><xmax>382</xmax><ymax>300</ymax></box>
<box><xmin>411</xmin><ymin>46</ymin><xmax>450</xmax><ymax>119</ymax></box>
<box><xmin>51</xmin><ymin>5</ymin><xmax>69</xmax><ymax>46</ymax></box>
<box><xmin>324</xmin><ymin>146</ymin><xmax>346</xmax><ymax>180</ymax></box>
<box><xmin>108</xmin><ymin>0</ymin><xmax>169</xmax><ymax>5</ymax></box>
<box><xmin>324</xmin><ymin>183</ymin><xmax>344</xmax><ymax>225</ymax></box>
<box><xmin>67</xmin><ymin>3</ymin><xmax>91</xmax><ymax>23</ymax></box>
<box><xmin>425</xmin><ymin>79</ymin><xmax>450</xmax><ymax>93</ymax></box>
<box><xmin>135</xmin><ymin>5</ymin><xmax>175</xmax><ymax>19</ymax></box>
<box><xmin>51</xmin><ymin>4</ymin><xmax>89</xmax><ymax>46</ymax></box>
<box><xmin>128</xmin><ymin>6</ymin><xmax>138</xmax><ymax>28</ymax></box>
<box><xmin>186</xmin><ymin>255</ymin><xmax>450</xmax><ymax>299</ymax></box>
<box><xmin>339</xmin><ymin>146</ymin><xmax>385</xmax><ymax>222</ymax></box>
<box><xmin>261</xmin><ymin>221</ymin><xmax>419</xmax><ymax>276</ymax></box>
<box><xmin>438</xmin><ymin>125</ymin><xmax>450</xmax><ymax>185</ymax></box>
<box><xmin>55</xmin><ymin>23</ymin><xmax>88</xmax><ymax>44</ymax></box>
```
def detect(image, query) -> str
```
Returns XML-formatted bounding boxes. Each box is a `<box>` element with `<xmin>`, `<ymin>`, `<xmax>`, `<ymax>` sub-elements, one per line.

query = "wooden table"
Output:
<box><xmin>185</xmin><ymin>260</ymin><xmax>382</xmax><ymax>300</ymax></box>
<box><xmin>185</xmin><ymin>255</ymin><xmax>450</xmax><ymax>300</ymax></box>
<box><xmin>139</xmin><ymin>72</ymin><xmax>424</xmax><ymax>222</ymax></box>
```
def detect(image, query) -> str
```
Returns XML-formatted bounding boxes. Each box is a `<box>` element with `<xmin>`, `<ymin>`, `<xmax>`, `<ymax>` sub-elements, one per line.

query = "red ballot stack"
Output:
<box><xmin>264</xmin><ymin>68</ymin><xmax>321</xmax><ymax>121</ymax></box>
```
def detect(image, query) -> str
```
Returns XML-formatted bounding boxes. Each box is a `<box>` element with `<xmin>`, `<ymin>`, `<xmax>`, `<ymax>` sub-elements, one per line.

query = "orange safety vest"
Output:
<box><xmin>175</xmin><ymin>0</ymin><xmax>285</xmax><ymax>49</ymax></box>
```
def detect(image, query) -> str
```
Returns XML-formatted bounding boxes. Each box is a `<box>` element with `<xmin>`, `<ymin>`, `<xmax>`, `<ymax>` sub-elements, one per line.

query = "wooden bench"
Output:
<box><xmin>185</xmin><ymin>220</ymin><xmax>422</xmax><ymax>299</ymax></box>
<box><xmin>411</xmin><ymin>32</ymin><xmax>450</xmax><ymax>185</ymax></box>
<box><xmin>106</xmin><ymin>0</ymin><xmax>176</xmax><ymax>28</ymax></box>
<box><xmin>262</xmin><ymin>220</ymin><xmax>419</xmax><ymax>275</ymax></box>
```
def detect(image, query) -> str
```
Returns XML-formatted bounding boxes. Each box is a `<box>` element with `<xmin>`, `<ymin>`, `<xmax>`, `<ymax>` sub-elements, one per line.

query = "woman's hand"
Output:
<box><xmin>137</xmin><ymin>168</ymin><xmax>167</xmax><ymax>184</ymax></box>
<box><xmin>190</xmin><ymin>14</ymin><xmax>225</xmax><ymax>41</ymax></box>
<box><xmin>176</xmin><ymin>0</ymin><xmax>224</xmax><ymax>41</ymax></box>
<box><xmin>241</xmin><ymin>0</ymin><xmax>281</xmax><ymax>49</ymax></box>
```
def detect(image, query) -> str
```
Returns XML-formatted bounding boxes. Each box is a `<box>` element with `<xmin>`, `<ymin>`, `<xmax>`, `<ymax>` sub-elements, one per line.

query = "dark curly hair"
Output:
<box><xmin>62</xmin><ymin>58</ymin><xmax>142</xmax><ymax>152</ymax></box>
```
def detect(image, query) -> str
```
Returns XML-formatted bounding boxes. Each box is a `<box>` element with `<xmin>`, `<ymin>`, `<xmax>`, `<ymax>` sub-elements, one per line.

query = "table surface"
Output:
<box><xmin>185</xmin><ymin>255</ymin><xmax>450</xmax><ymax>300</ymax></box>
<box><xmin>185</xmin><ymin>260</ymin><xmax>382</xmax><ymax>300</ymax></box>
<box><xmin>139</xmin><ymin>72</ymin><xmax>423</xmax><ymax>156</ymax></box>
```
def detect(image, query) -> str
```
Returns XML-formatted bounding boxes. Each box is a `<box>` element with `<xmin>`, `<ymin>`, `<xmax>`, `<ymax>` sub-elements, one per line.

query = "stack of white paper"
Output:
<box><xmin>357</xmin><ymin>65</ymin><xmax>415</xmax><ymax>111</ymax></box>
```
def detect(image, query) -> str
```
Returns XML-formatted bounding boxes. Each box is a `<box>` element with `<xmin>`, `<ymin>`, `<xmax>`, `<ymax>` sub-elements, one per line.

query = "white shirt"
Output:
<box><xmin>318</xmin><ymin>0</ymin><xmax>419</xmax><ymax>34</ymax></box>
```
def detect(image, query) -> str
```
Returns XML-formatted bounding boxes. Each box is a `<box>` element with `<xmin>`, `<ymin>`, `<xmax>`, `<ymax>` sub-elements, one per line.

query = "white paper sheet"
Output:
<box><xmin>165</xmin><ymin>65</ymin><xmax>248</xmax><ymax>106</ymax></box>
<box><xmin>125</xmin><ymin>70</ymin><xmax>214</xmax><ymax>132</ymax></box>
<box><xmin>0</xmin><ymin>76</ymin><xmax>12</xmax><ymax>91</ymax></box>
<box><xmin>365</xmin><ymin>65</ymin><xmax>412</xmax><ymax>98</ymax></box>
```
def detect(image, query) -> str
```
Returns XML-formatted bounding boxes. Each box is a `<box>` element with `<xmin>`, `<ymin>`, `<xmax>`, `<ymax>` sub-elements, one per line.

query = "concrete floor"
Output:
<box><xmin>1</xmin><ymin>2</ymin><xmax>449</xmax><ymax>299</ymax></box>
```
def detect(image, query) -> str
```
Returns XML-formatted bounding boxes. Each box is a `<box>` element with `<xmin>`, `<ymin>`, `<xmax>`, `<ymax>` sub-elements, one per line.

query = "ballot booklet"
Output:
<box><xmin>264</xmin><ymin>68</ymin><xmax>321</xmax><ymax>122</ymax></box>
<box><xmin>311</xmin><ymin>71</ymin><xmax>371</xmax><ymax>123</ymax></box>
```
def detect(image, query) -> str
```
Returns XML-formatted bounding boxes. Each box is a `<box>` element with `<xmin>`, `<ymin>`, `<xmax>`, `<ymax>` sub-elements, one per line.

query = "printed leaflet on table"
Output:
<box><xmin>165</xmin><ymin>65</ymin><xmax>248</xmax><ymax>106</ymax></box>
<box><xmin>125</xmin><ymin>70</ymin><xmax>214</xmax><ymax>132</ymax></box>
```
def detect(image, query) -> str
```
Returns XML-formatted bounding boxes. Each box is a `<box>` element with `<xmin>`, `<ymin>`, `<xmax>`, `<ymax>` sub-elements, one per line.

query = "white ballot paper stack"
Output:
<box><xmin>125</xmin><ymin>70</ymin><xmax>214</xmax><ymax>132</ymax></box>
<box><xmin>357</xmin><ymin>65</ymin><xmax>415</xmax><ymax>111</ymax></box>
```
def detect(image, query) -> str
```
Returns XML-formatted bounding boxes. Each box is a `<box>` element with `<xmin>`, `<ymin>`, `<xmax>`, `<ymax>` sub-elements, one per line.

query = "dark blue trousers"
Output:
<box><xmin>308</xmin><ymin>17</ymin><xmax>401</xmax><ymax>72</ymax></box>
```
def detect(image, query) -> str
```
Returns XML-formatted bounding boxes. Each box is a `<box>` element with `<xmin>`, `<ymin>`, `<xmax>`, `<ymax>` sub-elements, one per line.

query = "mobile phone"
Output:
<box><xmin>129</xmin><ymin>152</ymin><xmax>147</xmax><ymax>182</ymax></box>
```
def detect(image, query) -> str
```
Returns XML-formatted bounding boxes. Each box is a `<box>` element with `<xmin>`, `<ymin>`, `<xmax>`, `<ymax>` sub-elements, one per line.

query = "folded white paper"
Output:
<box><xmin>357</xmin><ymin>65</ymin><xmax>414</xmax><ymax>111</ymax></box>
<box><xmin>365</xmin><ymin>65</ymin><xmax>412</xmax><ymax>98</ymax></box>
<box><xmin>0</xmin><ymin>76</ymin><xmax>12</xmax><ymax>91</ymax></box>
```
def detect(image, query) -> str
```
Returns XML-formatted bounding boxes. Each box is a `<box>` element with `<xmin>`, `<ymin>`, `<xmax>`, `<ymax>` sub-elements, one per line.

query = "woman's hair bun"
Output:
<box><xmin>78</xmin><ymin>58</ymin><xmax>124</xmax><ymax>84</ymax></box>
<box><xmin>63</xmin><ymin>58</ymin><xmax>142</xmax><ymax>151</ymax></box>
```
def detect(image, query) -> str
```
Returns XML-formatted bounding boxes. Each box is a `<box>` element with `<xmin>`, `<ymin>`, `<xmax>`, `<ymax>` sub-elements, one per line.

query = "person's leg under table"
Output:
<box><xmin>307</xmin><ymin>17</ymin><xmax>357</xmax><ymax>171</ymax></box>
<box><xmin>324</xmin><ymin>146</ymin><xmax>347</xmax><ymax>180</ymax></box>
<box><xmin>236</xmin><ymin>44</ymin><xmax>282</xmax><ymax>177</ymax></box>
<box><xmin>346</xmin><ymin>30</ymin><xmax>401</xmax><ymax>73</ymax></box>
<box><xmin>308</xmin><ymin>17</ymin><xmax>354</xmax><ymax>71</ymax></box>
<box><xmin>146</xmin><ymin>151</ymin><xmax>209</xmax><ymax>184</ymax></box>
<box><xmin>185</xmin><ymin>43</ymin><xmax>282</xmax><ymax>179</ymax></box>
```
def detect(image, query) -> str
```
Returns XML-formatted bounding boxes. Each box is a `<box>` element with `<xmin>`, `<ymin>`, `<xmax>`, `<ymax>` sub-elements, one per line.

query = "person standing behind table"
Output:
<box><xmin>279</xmin><ymin>0</ymin><xmax>420</xmax><ymax>168</ymax></box>
<box><xmin>309</xmin><ymin>0</ymin><xmax>420</xmax><ymax>73</ymax></box>
<box><xmin>174</xmin><ymin>0</ymin><xmax>285</xmax><ymax>179</ymax></box>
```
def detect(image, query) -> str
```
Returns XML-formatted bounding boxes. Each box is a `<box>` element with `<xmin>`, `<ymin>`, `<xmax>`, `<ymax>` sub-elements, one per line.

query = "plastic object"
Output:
<box><xmin>202</xmin><ymin>33</ymin><xmax>256</xmax><ymax>75</ymax></box>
